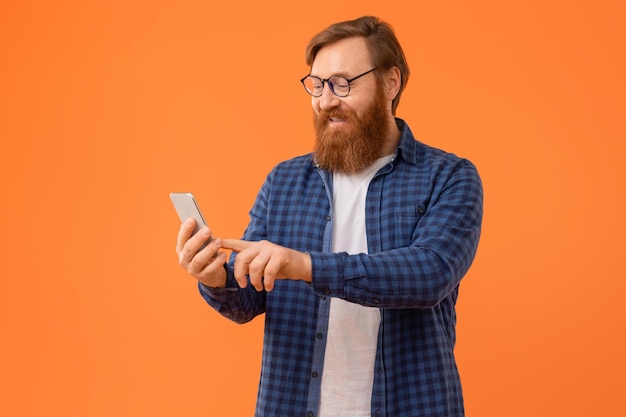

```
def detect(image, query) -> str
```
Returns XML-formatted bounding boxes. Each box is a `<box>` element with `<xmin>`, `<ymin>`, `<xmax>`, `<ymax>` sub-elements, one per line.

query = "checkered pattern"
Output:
<box><xmin>200</xmin><ymin>119</ymin><xmax>483</xmax><ymax>417</ymax></box>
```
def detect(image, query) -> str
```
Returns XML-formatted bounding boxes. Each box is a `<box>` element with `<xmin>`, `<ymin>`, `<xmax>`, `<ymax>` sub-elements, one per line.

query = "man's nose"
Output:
<box><xmin>317</xmin><ymin>83</ymin><xmax>341</xmax><ymax>110</ymax></box>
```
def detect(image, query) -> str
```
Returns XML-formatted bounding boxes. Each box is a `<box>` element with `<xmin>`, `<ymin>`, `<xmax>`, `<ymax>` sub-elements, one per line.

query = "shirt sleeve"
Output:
<box><xmin>197</xmin><ymin>263</ymin><xmax>267</xmax><ymax>324</ymax></box>
<box><xmin>310</xmin><ymin>158</ymin><xmax>484</xmax><ymax>309</ymax></box>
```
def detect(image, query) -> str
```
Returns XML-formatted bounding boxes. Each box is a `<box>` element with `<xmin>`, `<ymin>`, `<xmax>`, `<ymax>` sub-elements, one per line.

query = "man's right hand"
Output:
<box><xmin>176</xmin><ymin>218</ymin><xmax>227</xmax><ymax>288</ymax></box>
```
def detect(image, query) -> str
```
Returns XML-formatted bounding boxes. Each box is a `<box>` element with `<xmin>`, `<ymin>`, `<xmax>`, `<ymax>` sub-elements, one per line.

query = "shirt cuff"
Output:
<box><xmin>198</xmin><ymin>276</ymin><xmax>239</xmax><ymax>302</ymax></box>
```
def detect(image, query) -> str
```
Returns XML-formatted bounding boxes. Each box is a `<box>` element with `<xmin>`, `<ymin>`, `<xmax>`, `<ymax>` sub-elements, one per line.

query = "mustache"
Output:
<box><xmin>318</xmin><ymin>109</ymin><xmax>348</xmax><ymax>119</ymax></box>
<box><xmin>316</xmin><ymin>108</ymin><xmax>353</xmax><ymax>121</ymax></box>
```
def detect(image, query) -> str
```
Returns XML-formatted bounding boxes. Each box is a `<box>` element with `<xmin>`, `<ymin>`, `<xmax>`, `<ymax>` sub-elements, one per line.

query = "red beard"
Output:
<box><xmin>313</xmin><ymin>87</ymin><xmax>390</xmax><ymax>174</ymax></box>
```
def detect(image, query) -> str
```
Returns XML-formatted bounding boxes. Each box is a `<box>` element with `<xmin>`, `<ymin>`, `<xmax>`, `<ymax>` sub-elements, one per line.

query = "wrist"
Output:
<box><xmin>302</xmin><ymin>251</ymin><xmax>312</xmax><ymax>283</ymax></box>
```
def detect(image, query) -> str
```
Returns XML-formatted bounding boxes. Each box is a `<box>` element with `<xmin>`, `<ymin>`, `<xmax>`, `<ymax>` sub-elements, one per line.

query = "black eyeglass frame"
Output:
<box><xmin>300</xmin><ymin>67</ymin><xmax>377</xmax><ymax>97</ymax></box>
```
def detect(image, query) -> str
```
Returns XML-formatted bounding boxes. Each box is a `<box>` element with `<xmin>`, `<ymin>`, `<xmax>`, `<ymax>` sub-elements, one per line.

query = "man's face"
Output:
<box><xmin>310</xmin><ymin>37</ymin><xmax>392</xmax><ymax>174</ymax></box>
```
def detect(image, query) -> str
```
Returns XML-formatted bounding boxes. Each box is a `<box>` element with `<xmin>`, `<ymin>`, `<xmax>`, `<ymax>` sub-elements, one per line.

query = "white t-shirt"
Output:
<box><xmin>319</xmin><ymin>155</ymin><xmax>393</xmax><ymax>417</ymax></box>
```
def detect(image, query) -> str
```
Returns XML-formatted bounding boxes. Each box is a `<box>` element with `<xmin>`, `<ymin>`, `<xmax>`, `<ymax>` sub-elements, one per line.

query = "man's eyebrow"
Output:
<box><xmin>310</xmin><ymin>71</ymin><xmax>355</xmax><ymax>79</ymax></box>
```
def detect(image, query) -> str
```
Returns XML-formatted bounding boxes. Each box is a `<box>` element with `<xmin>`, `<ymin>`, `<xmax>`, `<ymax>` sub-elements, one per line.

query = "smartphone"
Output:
<box><xmin>169</xmin><ymin>192</ymin><xmax>211</xmax><ymax>247</ymax></box>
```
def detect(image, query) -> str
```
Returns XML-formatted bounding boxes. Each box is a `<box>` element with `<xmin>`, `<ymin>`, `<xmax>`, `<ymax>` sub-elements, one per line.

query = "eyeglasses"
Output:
<box><xmin>300</xmin><ymin>68</ymin><xmax>376</xmax><ymax>97</ymax></box>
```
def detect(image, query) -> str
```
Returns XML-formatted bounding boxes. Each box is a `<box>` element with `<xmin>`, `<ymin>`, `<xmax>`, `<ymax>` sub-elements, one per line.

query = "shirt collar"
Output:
<box><xmin>393</xmin><ymin>117</ymin><xmax>420</xmax><ymax>166</ymax></box>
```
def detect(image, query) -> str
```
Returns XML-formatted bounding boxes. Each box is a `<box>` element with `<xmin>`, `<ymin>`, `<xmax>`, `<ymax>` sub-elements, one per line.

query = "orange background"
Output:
<box><xmin>1</xmin><ymin>1</ymin><xmax>624</xmax><ymax>416</ymax></box>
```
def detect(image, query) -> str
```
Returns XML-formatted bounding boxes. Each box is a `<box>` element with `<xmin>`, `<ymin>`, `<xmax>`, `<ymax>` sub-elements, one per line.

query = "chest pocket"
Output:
<box><xmin>394</xmin><ymin>204</ymin><xmax>426</xmax><ymax>247</ymax></box>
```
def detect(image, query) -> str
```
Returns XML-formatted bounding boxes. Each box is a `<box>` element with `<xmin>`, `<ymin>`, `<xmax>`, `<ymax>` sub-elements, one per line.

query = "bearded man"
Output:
<box><xmin>176</xmin><ymin>15</ymin><xmax>483</xmax><ymax>417</ymax></box>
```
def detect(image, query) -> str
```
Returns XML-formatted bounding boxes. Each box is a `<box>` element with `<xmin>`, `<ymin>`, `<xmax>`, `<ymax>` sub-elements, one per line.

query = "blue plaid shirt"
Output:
<box><xmin>200</xmin><ymin>119</ymin><xmax>483</xmax><ymax>417</ymax></box>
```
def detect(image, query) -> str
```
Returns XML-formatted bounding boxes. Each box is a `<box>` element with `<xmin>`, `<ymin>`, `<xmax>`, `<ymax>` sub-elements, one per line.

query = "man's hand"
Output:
<box><xmin>221</xmin><ymin>239</ymin><xmax>312</xmax><ymax>292</ymax></box>
<box><xmin>176</xmin><ymin>218</ymin><xmax>227</xmax><ymax>288</ymax></box>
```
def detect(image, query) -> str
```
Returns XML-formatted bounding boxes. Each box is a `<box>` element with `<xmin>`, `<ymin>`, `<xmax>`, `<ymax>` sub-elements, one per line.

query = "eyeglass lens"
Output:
<box><xmin>302</xmin><ymin>76</ymin><xmax>351</xmax><ymax>97</ymax></box>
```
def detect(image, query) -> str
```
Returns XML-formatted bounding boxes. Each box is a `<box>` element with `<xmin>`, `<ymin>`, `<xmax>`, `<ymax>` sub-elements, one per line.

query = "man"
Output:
<box><xmin>176</xmin><ymin>16</ymin><xmax>483</xmax><ymax>417</ymax></box>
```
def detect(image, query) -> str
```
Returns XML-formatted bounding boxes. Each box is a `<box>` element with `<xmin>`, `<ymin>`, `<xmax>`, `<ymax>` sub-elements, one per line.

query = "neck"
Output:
<box><xmin>381</xmin><ymin>116</ymin><xmax>402</xmax><ymax>156</ymax></box>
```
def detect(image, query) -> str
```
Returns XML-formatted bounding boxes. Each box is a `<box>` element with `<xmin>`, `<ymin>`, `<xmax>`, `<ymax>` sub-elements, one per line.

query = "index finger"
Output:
<box><xmin>221</xmin><ymin>238</ymin><xmax>253</xmax><ymax>253</ymax></box>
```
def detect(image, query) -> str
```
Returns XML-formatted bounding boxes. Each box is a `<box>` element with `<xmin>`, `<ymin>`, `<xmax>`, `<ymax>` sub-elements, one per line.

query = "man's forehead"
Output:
<box><xmin>310</xmin><ymin>37</ymin><xmax>371</xmax><ymax>76</ymax></box>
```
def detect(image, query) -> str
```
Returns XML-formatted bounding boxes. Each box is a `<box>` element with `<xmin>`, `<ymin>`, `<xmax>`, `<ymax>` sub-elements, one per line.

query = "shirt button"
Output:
<box><xmin>326</xmin><ymin>215</ymin><xmax>331</xmax><ymax>221</ymax></box>
<box><xmin>324</xmin><ymin>289</ymin><xmax>331</xmax><ymax>295</ymax></box>
<box><xmin>316</xmin><ymin>333</ymin><xmax>323</xmax><ymax>339</ymax></box>
<box><xmin>307</xmin><ymin>412</ymin><xmax>314</xmax><ymax>417</ymax></box>
<box><xmin>373</xmin><ymin>298</ymin><xmax>380</xmax><ymax>304</ymax></box>
<box><xmin>311</xmin><ymin>371</ymin><xmax>319</xmax><ymax>378</ymax></box>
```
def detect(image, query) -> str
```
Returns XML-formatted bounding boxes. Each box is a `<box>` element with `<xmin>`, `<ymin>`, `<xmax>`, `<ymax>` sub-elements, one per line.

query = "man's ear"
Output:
<box><xmin>383</xmin><ymin>67</ymin><xmax>402</xmax><ymax>101</ymax></box>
